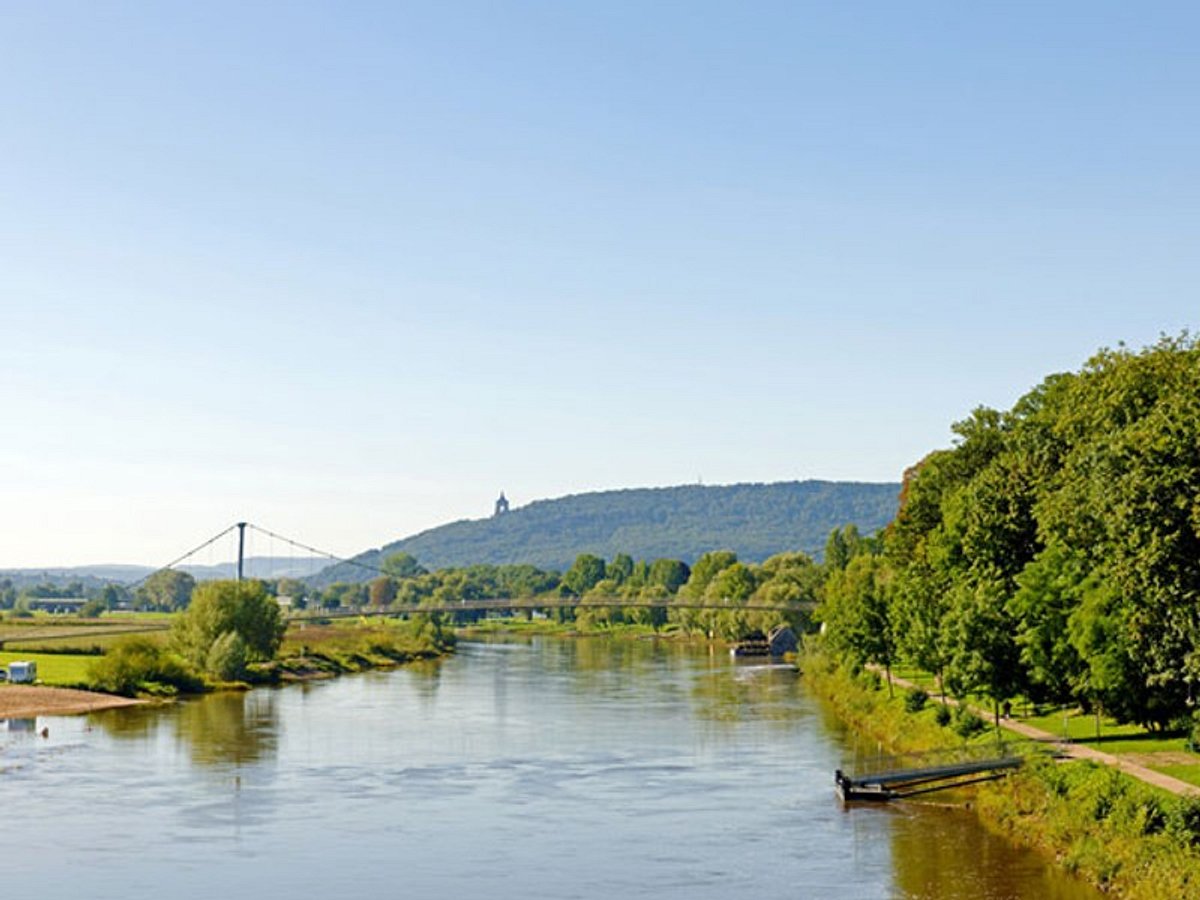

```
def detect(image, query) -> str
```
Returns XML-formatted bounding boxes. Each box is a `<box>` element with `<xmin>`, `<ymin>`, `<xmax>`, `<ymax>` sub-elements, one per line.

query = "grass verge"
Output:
<box><xmin>0</xmin><ymin>650</ymin><xmax>95</xmax><ymax>687</ymax></box>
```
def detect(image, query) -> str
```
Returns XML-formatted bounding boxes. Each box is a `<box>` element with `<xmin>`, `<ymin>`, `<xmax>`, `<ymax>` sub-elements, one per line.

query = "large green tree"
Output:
<box><xmin>818</xmin><ymin>554</ymin><xmax>897</xmax><ymax>694</ymax></box>
<box><xmin>561</xmin><ymin>554</ymin><xmax>607</xmax><ymax>596</ymax></box>
<box><xmin>136</xmin><ymin>569</ymin><xmax>196</xmax><ymax>611</ymax></box>
<box><xmin>171</xmin><ymin>580</ymin><xmax>286</xmax><ymax>678</ymax></box>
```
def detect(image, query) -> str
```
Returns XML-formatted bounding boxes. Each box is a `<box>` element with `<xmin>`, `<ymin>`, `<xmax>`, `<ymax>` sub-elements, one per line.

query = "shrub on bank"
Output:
<box><xmin>277</xmin><ymin>618</ymin><xmax>455</xmax><ymax>676</ymax></box>
<box><xmin>87</xmin><ymin>636</ymin><xmax>204</xmax><ymax>697</ymax></box>
<box><xmin>904</xmin><ymin>687</ymin><xmax>929</xmax><ymax>713</ymax></box>
<box><xmin>953</xmin><ymin>708</ymin><xmax>986</xmax><ymax>739</ymax></box>
<box><xmin>978</xmin><ymin>757</ymin><xmax>1200</xmax><ymax>897</ymax></box>
<box><xmin>799</xmin><ymin>644</ymin><xmax>958</xmax><ymax>754</ymax></box>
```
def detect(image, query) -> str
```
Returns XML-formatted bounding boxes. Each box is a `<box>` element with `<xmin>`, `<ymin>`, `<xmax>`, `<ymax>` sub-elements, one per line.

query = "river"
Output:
<box><xmin>1</xmin><ymin>637</ymin><xmax>1097</xmax><ymax>899</ymax></box>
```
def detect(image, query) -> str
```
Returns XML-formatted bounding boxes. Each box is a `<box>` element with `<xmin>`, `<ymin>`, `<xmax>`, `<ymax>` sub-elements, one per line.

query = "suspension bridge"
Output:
<box><xmin>123</xmin><ymin>520</ymin><xmax>817</xmax><ymax>618</ymax></box>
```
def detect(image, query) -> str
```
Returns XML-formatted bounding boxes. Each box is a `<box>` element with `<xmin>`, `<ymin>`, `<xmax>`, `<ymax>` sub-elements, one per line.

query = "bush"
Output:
<box><xmin>87</xmin><ymin>636</ymin><xmax>204</xmax><ymax>697</ymax></box>
<box><xmin>1175</xmin><ymin>712</ymin><xmax>1200</xmax><ymax>751</ymax></box>
<box><xmin>935</xmin><ymin>703</ymin><xmax>952</xmax><ymax>727</ymax></box>
<box><xmin>953</xmin><ymin>708</ymin><xmax>986</xmax><ymax>739</ymax></box>
<box><xmin>1167</xmin><ymin>797</ymin><xmax>1200</xmax><ymax>846</ymax></box>
<box><xmin>856</xmin><ymin>669</ymin><xmax>882</xmax><ymax>692</ymax></box>
<box><xmin>904</xmin><ymin>687</ymin><xmax>929</xmax><ymax>713</ymax></box>
<box><xmin>205</xmin><ymin>630</ymin><xmax>249</xmax><ymax>681</ymax></box>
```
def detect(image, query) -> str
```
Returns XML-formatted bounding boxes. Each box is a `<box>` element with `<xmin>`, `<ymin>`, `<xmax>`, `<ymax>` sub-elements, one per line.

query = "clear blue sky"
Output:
<box><xmin>1</xmin><ymin>2</ymin><xmax>1196</xmax><ymax>567</ymax></box>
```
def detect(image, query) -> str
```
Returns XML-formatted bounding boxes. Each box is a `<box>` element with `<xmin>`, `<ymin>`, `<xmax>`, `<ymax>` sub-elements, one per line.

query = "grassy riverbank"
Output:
<box><xmin>457</xmin><ymin>618</ymin><xmax>666</xmax><ymax>639</ymax></box>
<box><xmin>271</xmin><ymin>618</ymin><xmax>453</xmax><ymax>679</ymax></box>
<box><xmin>0</xmin><ymin>616</ymin><xmax>455</xmax><ymax>707</ymax></box>
<box><xmin>801</xmin><ymin>645</ymin><xmax>1200</xmax><ymax>898</ymax></box>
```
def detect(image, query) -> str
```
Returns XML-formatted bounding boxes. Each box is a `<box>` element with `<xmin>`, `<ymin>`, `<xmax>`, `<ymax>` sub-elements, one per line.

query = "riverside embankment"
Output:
<box><xmin>802</xmin><ymin>647</ymin><xmax>1200</xmax><ymax>899</ymax></box>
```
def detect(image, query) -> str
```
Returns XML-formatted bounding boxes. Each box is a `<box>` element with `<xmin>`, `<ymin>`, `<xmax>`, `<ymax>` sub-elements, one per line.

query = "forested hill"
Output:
<box><xmin>313</xmin><ymin>480</ymin><xmax>899</xmax><ymax>584</ymax></box>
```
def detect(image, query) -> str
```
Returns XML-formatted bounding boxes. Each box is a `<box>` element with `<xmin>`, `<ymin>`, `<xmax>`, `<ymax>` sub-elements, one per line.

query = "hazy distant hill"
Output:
<box><xmin>0</xmin><ymin>556</ymin><xmax>326</xmax><ymax>589</ymax></box>
<box><xmin>314</xmin><ymin>480</ymin><xmax>899</xmax><ymax>585</ymax></box>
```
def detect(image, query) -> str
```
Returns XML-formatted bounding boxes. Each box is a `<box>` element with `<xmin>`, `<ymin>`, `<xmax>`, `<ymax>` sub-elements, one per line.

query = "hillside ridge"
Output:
<box><xmin>314</xmin><ymin>479</ymin><xmax>899</xmax><ymax>584</ymax></box>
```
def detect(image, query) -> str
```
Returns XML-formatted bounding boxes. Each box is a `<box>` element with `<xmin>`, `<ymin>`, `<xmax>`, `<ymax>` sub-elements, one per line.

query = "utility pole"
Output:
<box><xmin>236</xmin><ymin>522</ymin><xmax>247</xmax><ymax>582</ymax></box>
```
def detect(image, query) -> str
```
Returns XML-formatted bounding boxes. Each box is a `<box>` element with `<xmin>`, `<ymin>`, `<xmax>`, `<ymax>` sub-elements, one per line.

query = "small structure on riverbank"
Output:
<box><xmin>835</xmin><ymin>756</ymin><xmax>1024</xmax><ymax>802</ymax></box>
<box><xmin>730</xmin><ymin>625</ymin><xmax>798</xmax><ymax>658</ymax></box>
<box><xmin>768</xmin><ymin>625</ymin><xmax>797</xmax><ymax>656</ymax></box>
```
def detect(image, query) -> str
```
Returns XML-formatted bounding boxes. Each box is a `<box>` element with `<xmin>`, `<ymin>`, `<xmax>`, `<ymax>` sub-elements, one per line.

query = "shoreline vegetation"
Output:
<box><xmin>0</xmin><ymin>586</ymin><xmax>458</xmax><ymax>714</ymax></box>
<box><xmin>0</xmin><ymin>617</ymin><xmax>703</xmax><ymax>720</ymax></box>
<box><xmin>802</xmin><ymin>644</ymin><xmax>1200</xmax><ymax>898</ymax></box>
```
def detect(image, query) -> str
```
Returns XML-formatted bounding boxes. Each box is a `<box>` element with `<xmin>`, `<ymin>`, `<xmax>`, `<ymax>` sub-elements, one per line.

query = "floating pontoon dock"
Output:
<box><xmin>835</xmin><ymin>756</ymin><xmax>1024</xmax><ymax>802</ymax></box>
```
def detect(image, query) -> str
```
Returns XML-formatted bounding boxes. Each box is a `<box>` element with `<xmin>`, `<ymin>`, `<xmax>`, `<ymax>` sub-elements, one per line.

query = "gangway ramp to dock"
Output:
<box><xmin>835</xmin><ymin>755</ymin><xmax>1024</xmax><ymax>802</ymax></box>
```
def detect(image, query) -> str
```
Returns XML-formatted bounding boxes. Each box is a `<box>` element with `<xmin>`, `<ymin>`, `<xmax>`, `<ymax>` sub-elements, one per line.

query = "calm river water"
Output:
<box><xmin>2</xmin><ymin>637</ymin><xmax>1097</xmax><ymax>899</ymax></box>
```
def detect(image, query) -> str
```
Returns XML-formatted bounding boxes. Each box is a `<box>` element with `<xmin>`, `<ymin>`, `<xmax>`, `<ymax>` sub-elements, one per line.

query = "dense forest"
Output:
<box><xmin>818</xmin><ymin>335</ymin><xmax>1200</xmax><ymax>730</ymax></box>
<box><xmin>313</xmin><ymin>480</ymin><xmax>899</xmax><ymax>584</ymax></box>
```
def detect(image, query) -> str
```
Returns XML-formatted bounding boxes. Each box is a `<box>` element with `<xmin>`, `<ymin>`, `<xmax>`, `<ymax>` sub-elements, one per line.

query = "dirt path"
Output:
<box><xmin>881</xmin><ymin>669</ymin><xmax>1200</xmax><ymax>798</ymax></box>
<box><xmin>0</xmin><ymin>685</ymin><xmax>143</xmax><ymax>718</ymax></box>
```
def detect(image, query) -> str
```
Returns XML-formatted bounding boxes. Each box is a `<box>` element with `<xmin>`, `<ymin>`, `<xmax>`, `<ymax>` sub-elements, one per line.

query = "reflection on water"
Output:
<box><xmin>889</xmin><ymin>804</ymin><xmax>1091</xmax><ymax>900</ymax></box>
<box><xmin>94</xmin><ymin>690</ymin><xmax>278</xmax><ymax>767</ymax></box>
<box><xmin>2</xmin><ymin>636</ymin><xmax>1099</xmax><ymax>899</ymax></box>
<box><xmin>174</xmin><ymin>691</ymin><xmax>277</xmax><ymax>767</ymax></box>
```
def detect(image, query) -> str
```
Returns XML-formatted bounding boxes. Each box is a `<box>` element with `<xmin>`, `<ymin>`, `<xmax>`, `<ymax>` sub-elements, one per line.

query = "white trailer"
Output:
<box><xmin>8</xmin><ymin>661</ymin><xmax>37</xmax><ymax>683</ymax></box>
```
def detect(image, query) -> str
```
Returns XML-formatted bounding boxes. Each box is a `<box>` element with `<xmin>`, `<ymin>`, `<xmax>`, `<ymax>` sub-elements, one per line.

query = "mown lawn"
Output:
<box><xmin>889</xmin><ymin>663</ymin><xmax>1200</xmax><ymax>788</ymax></box>
<box><xmin>0</xmin><ymin>651</ymin><xmax>96</xmax><ymax>687</ymax></box>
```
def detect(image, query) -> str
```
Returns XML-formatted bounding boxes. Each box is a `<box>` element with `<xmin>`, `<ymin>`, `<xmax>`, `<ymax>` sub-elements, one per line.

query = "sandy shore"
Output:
<box><xmin>0</xmin><ymin>685</ymin><xmax>144</xmax><ymax>718</ymax></box>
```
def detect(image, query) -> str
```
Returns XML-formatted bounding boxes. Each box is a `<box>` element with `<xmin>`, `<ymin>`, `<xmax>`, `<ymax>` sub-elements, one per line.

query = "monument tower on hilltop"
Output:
<box><xmin>494</xmin><ymin>491</ymin><xmax>510</xmax><ymax>517</ymax></box>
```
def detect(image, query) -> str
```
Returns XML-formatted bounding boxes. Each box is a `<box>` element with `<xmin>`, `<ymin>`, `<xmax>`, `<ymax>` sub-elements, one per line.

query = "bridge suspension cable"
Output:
<box><xmin>244</xmin><ymin>523</ymin><xmax>391</xmax><ymax>581</ymax></box>
<box><xmin>128</xmin><ymin>523</ymin><xmax>241</xmax><ymax>588</ymax></box>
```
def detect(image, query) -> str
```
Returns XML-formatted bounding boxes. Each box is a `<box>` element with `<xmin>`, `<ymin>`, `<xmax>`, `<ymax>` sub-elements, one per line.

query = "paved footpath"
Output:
<box><xmin>881</xmin><ymin>669</ymin><xmax>1200</xmax><ymax>798</ymax></box>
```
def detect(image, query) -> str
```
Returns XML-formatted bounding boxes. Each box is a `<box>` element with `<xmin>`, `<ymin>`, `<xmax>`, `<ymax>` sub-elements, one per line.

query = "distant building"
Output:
<box><xmin>27</xmin><ymin>598</ymin><xmax>88</xmax><ymax>615</ymax></box>
<box><xmin>494</xmin><ymin>491</ymin><xmax>510</xmax><ymax>517</ymax></box>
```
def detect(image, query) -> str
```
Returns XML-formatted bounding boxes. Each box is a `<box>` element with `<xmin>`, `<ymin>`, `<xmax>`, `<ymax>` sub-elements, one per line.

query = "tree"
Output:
<box><xmin>818</xmin><ymin>554</ymin><xmax>897</xmax><ymax>694</ymax></box>
<box><xmin>382</xmin><ymin>552</ymin><xmax>426</xmax><ymax>580</ymax></box>
<box><xmin>704</xmin><ymin>562</ymin><xmax>759</xmax><ymax>603</ymax></box>
<box><xmin>100</xmin><ymin>584</ymin><xmax>127</xmax><ymax>610</ymax></box>
<box><xmin>171</xmin><ymin>580</ymin><xmax>285</xmax><ymax>675</ymax></box>
<box><xmin>680</xmin><ymin>551</ymin><xmax>737</xmax><ymax>599</ymax></box>
<box><xmin>1008</xmin><ymin>544</ymin><xmax>1087</xmax><ymax>705</ymax></box>
<box><xmin>647</xmin><ymin>558</ymin><xmax>690</xmax><ymax>593</ymax></box>
<box><xmin>562</xmin><ymin>554</ymin><xmax>606</xmax><ymax>596</ymax></box>
<box><xmin>607</xmin><ymin>554</ymin><xmax>634</xmax><ymax>585</ymax></box>
<box><xmin>943</xmin><ymin>579</ymin><xmax>1024</xmax><ymax>729</ymax></box>
<box><xmin>824</xmin><ymin>526</ymin><xmax>865</xmax><ymax>571</ymax></box>
<box><xmin>891</xmin><ymin>558</ymin><xmax>951</xmax><ymax>700</ymax></box>
<box><xmin>368</xmin><ymin>576</ymin><xmax>397</xmax><ymax>607</ymax></box>
<box><xmin>136</xmin><ymin>569</ymin><xmax>196</xmax><ymax>611</ymax></box>
<box><xmin>275</xmin><ymin>577</ymin><xmax>308</xmax><ymax>604</ymax></box>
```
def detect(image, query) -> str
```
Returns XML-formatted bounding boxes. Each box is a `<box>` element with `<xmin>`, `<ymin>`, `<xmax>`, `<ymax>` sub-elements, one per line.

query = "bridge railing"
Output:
<box><xmin>289</xmin><ymin>595</ymin><xmax>815</xmax><ymax>621</ymax></box>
